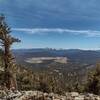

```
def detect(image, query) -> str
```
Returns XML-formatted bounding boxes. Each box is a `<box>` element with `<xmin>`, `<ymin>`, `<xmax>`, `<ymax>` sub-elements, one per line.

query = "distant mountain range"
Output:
<box><xmin>13</xmin><ymin>48</ymin><xmax>100</xmax><ymax>64</ymax></box>
<box><xmin>12</xmin><ymin>48</ymin><xmax>100</xmax><ymax>82</ymax></box>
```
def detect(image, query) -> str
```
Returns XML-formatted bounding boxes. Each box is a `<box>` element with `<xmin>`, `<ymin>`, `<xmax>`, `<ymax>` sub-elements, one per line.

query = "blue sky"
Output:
<box><xmin>0</xmin><ymin>0</ymin><xmax>100</xmax><ymax>50</ymax></box>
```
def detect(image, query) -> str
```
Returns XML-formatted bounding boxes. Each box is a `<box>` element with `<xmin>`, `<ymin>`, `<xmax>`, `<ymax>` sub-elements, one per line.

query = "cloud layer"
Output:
<box><xmin>1</xmin><ymin>0</ymin><xmax>100</xmax><ymax>30</ymax></box>
<box><xmin>12</xmin><ymin>28</ymin><xmax>100</xmax><ymax>37</ymax></box>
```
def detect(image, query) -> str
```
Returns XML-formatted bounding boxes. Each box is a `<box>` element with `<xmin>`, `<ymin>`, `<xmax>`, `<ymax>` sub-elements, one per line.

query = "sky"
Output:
<box><xmin>0</xmin><ymin>0</ymin><xmax>100</xmax><ymax>50</ymax></box>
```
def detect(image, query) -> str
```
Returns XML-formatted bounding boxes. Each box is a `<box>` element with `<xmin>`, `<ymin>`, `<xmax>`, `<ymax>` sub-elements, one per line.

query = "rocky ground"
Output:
<box><xmin>0</xmin><ymin>90</ymin><xmax>100</xmax><ymax>100</ymax></box>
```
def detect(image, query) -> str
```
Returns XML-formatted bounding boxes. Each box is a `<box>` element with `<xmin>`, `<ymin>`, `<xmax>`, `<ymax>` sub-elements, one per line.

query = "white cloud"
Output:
<box><xmin>12</xmin><ymin>28</ymin><xmax>100</xmax><ymax>37</ymax></box>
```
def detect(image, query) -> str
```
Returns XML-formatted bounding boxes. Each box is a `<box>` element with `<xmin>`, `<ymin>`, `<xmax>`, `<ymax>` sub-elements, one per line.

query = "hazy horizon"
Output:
<box><xmin>12</xmin><ymin>47</ymin><xmax>100</xmax><ymax>51</ymax></box>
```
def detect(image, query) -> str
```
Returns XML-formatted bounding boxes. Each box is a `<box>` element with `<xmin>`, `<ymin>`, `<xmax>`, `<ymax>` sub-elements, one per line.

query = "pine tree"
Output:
<box><xmin>85</xmin><ymin>63</ymin><xmax>100</xmax><ymax>94</ymax></box>
<box><xmin>0</xmin><ymin>15</ymin><xmax>20</xmax><ymax>90</ymax></box>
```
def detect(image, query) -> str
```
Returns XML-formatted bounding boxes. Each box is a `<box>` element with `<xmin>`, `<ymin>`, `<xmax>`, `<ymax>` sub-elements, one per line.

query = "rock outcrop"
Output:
<box><xmin>0</xmin><ymin>90</ymin><xmax>100</xmax><ymax>100</ymax></box>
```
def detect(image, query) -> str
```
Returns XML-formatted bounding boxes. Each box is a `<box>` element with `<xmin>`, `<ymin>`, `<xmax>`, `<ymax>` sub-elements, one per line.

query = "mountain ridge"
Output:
<box><xmin>13</xmin><ymin>48</ymin><xmax>100</xmax><ymax>64</ymax></box>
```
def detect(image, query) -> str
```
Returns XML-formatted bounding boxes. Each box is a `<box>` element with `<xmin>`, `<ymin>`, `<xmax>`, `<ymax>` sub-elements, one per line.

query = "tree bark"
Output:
<box><xmin>4</xmin><ymin>43</ymin><xmax>17</xmax><ymax>90</ymax></box>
